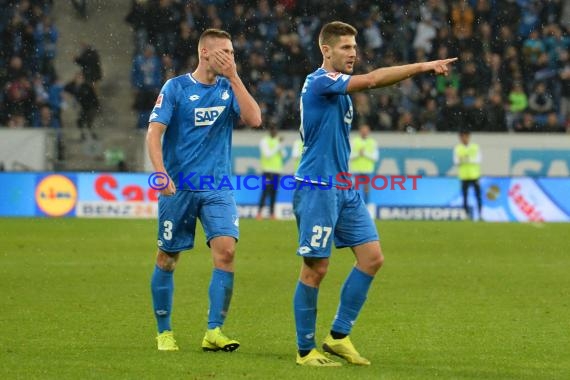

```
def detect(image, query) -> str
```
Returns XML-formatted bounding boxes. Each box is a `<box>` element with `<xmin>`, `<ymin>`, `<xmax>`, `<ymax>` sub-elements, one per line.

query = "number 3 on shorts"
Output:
<box><xmin>163</xmin><ymin>220</ymin><xmax>173</xmax><ymax>241</ymax></box>
<box><xmin>310</xmin><ymin>225</ymin><xmax>332</xmax><ymax>248</ymax></box>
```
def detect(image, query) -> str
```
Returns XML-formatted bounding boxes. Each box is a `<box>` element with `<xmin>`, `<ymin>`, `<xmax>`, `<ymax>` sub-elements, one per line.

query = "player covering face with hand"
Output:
<box><xmin>146</xmin><ymin>29</ymin><xmax>261</xmax><ymax>352</ymax></box>
<box><xmin>293</xmin><ymin>21</ymin><xmax>457</xmax><ymax>367</ymax></box>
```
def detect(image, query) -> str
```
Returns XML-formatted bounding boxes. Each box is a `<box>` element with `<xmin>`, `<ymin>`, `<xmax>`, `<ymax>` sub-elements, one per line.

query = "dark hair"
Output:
<box><xmin>319</xmin><ymin>21</ymin><xmax>357</xmax><ymax>47</ymax></box>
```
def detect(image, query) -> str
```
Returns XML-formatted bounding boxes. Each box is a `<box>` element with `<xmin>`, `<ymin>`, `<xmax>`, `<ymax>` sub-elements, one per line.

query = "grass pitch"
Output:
<box><xmin>0</xmin><ymin>218</ymin><xmax>568</xmax><ymax>379</ymax></box>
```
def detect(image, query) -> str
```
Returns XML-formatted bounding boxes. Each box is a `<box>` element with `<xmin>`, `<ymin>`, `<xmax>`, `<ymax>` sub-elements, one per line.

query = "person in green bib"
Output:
<box><xmin>291</xmin><ymin>137</ymin><xmax>304</xmax><ymax>173</ymax></box>
<box><xmin>453</xmin><ymin>130</ymin><xmax>483</xmax><ymax>220</ymax></box>
<box><xmin>257</xmin><ymin>126</ymin><xmax>286</xmax><ymax>219</ymax></box>
<box><xmin>350</xmin><ymin>124</ymin><xmax>378</xmax><ymax>204</ymax></box>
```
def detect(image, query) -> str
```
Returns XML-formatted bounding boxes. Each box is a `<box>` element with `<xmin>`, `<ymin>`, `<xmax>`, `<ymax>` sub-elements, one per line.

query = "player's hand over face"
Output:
<box><xmin>429</xmin><ymin>58</ymin><xmax>458</xmax><ymax>76</ymax></box>
<box><xmin>211</xmin><ymin>49</ymin><xmax>238</xmax><ymax>79</ymax></box>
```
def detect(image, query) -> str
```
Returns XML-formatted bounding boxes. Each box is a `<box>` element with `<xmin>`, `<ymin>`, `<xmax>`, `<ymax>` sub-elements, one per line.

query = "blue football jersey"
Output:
<box><xmin>150</xmin><ymin>73</ymin><xmax>240</xmax><ymax>190</ymax></box>
<box><xmin>296</xmin><ymin>68</ymin><xmax>353</xmax><ymax>185</ymax></box>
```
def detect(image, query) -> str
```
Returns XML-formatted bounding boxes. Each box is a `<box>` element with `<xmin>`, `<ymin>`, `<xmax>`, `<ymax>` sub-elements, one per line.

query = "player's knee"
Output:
<box><xmin>304</xmin><ymin>258</ymin><xmax>329</xmax><ymax>278</ymax></box>
<box><xmin>156</xmin><ymin>250</ymin><xmax>179</xmax><ymax>271</ymax></box>
<box><xmin>370</xmin><ymin>252</ymin><xmax>384</xmax><ymax>272</ymax></box>
<box><xmin>215</xmin><ymin>246</ymin><xmax>235</xmax><ymax>266</ymax></box>
<box><xmin>361</xmin><ymin>251</ymin><xmax>383</xmax><ymax>274</ymax></box>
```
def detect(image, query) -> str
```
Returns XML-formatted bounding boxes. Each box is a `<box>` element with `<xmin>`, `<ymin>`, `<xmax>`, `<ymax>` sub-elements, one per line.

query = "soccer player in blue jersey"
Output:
<box><xmin>146</xmin><ymin>29</ymin><xmax>261</xmax><ymax>352</ymax></box>
<box><xmin>293</xmin><ymin>21</ymin><xmax>457</xmax><ymax>366</ymax></box>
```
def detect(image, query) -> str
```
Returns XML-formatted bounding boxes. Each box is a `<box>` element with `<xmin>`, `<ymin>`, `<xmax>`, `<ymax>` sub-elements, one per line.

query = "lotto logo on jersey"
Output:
<box><xmin>195</xmin><ymin>106</ymin><xmax>226</xmax><ymax>126</ymax></box>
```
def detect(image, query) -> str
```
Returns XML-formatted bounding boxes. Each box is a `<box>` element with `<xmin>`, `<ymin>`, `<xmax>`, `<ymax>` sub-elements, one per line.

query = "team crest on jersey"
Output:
<box><xmin>155</xmin><ymin>94</ymin><xmax>163</xmax><ymax>108</ymax></box>
<box><xmin>195</xmin><ymin>106</ymin><xmax>226</xmax><ymax>126</ymax></box>
<box><xmin>221</xmin><ymin>90</ymin><xmax>230</xmax><ymax>100</ymax></box>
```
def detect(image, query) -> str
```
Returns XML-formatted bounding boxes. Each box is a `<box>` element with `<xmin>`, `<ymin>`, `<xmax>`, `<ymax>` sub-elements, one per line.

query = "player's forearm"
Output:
<box><xmin>229</xmin><ymin>76</ymin><xmax>262</xmax><ymax>127</ymax></box>
<box><xmin>146</xmin><ymin>122</ymin><xmax>167</xmax><ymax>173</ymax></box>
<box><xmin>348</xmin><ymin>62</ymin><xmax>428</xmax><ymax>92</ymax></box>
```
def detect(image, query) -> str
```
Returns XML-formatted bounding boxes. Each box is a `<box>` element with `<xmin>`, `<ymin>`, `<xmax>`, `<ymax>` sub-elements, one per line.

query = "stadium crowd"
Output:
<box><xmin>0</xmin><ymin>0</ymin><xmax>101</xmax><ymax>136</ymax></box>
<box><xmin>126</xmin><ymin>0</ymin><xmax>570</xmax><ymax>133</ymax></box>
<box><xmin>1</xmin><ymin>1</ymin><xmax>568</xmax><ymax>133</ymax></box>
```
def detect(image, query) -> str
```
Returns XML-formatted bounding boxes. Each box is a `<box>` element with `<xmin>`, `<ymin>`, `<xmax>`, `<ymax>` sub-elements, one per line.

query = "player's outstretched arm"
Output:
<box><xmin>212</xmin><ymin>49</ymin><xmax>262</xmax><ymax>128</ymax></box>
<box><xmin>347</xmin><ymin>58</ymin><xmax>458</xmax><ymax>93</ymax></box>
<box><xmin>147</xmin><ymin>121</ymin><xmax>176</xmax><ymax>195</ymax></box>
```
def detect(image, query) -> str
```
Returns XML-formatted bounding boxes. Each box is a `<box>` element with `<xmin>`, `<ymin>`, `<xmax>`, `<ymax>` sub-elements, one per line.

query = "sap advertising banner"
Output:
<box><xmin>0</xmin><ymin>173</ymin><xmax>569</xmax><ymax>222</ymax></box>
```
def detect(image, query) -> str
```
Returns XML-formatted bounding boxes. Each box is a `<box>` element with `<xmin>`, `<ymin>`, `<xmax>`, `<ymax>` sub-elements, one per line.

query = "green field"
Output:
<box><xmin>1</xmin><ymin>219</ymin><xmax>569</xmax><ymax>379</ymax></box>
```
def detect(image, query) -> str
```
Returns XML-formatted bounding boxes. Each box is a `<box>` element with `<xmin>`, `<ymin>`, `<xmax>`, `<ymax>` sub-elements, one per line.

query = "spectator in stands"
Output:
<box><xmin>507</xmin><ymin>82</ymin><xmax>528</xmax><ymax>128</ymax></box>
<box><xmin>528</xmin><ymin>82</ymin><xmax>555</xmax><ymax>117</ymax></box>
<box><xmin>71</xmin><ymin>0</ymin><xmax>87</xmax><ymax>19</ymax></box>
<box><xmin>485</xmin><ymin>92</ymin><xmax>508</xmax><ymax>132</ymax></box>
<box><xmin>438</xmin><ymin>87</ymin><xmax>464</xmax><ymax>132</ymax></box>
<box><xmin>33</xmin><ymin>15</ymin><xmax>58</xmax><ymax>80</ymax></box>
<box><xmin>64</xmin><ymin>72</ymin><xmax>100</xmax><ymax>140</ymax></box>
<box><xmin>559</xmin><ymin>50</ymin><xmax>570</xmax><ymax>121</ymax></box>
<box><xmin>3</xmin><ymin>73</ymin><xmax>35</xmax><ymax>126</ymax></box>
<box><xmin>465</xmin><ymin>96</ymin><xmax>488</xmax><ymax>132</ymax></box>
<box><xmin>131</xmin><ymin>44</ymin><xmax>162</xmax><ymax>129</ymax></box>
<box><xmin>125</xmin><ymin>0</ymin><xmax>150</xmax><ymax>56</ymax></box>
<box><xmin>35</xmin><ymin>104</ymin><xmax>56</xmax><ymax>128</ymax></box>
<box><xmin>74</xmin><ymin>42</ymin><xmax>102</xmax><ymax>88</ymax></box>
<box><xmin>514</xmin><ymin>112</ymin><xmax>539</xmax><ymax>133</ymax></box>
<box><xmin>419</xmin><ymin>97</ymin><xmax>438</xmax><ymax>132</ymax></box>
<box><xmin>543</xmin><ymin>112</ymin><xmax>564</xmax><ymax>133</ymax></box>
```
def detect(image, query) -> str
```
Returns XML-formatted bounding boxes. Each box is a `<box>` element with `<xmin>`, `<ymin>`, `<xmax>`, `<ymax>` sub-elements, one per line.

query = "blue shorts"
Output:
<box><xmin>293</xmin><ymin>184</ymin><xmax>379</xmax><ymax>258</ymax></box>
<box><xmin>157</xmin><ymin>190</ymin><xmax>239</xmax><ymax>253</ymax></box>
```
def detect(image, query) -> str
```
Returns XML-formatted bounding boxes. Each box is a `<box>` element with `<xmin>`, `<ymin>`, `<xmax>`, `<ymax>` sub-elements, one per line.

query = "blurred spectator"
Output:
<box><xmin>450</xmin><ymin>0</ymin><xmax>474</xmax><ymax>41</ymax></box>
<box><xmin>528</xmin><ymin>82</ymin><xmax>555</xmax><ymax>116</ymax></box>
<box><xmin>413</xmin><ymin>15</ymin><xmax>437</xmax><ymax>55</ymax></box>
<box><xmin>514</xmin><ymin>112</ymin><xmax>540</xmax><ymax>133</ymax></box>
<box><xmin>543</xmin><ymin>112</ymin><xmax>564</xmax><ymax>133</ymax></box>
<box><xmin>419</xmin><ymin>98</ymin><xmax>438</xmax><ymax>132</ymax></box>
<box><xmin>3</xmin><ymin>74</ymin><xmax>35</xmax><ymax>125</ymax></box>
<box><xmin>34</xmin><ymin>104</ymin><xmax>56</xmax><ymax>128</ymax></box>
<box><xmin>71</xmin><ymin>0</ymin><xmax>87</xmax><ymax>19</ymax></box>
<box><xmin>438</xmin><ymin>87</ymin><xmax>464</xmax><ymax>132</ymax></box>
<box><xmin>33</xmin><ymin>15</ymin><xmax>58</xmax><ymax>79</ymax></box>
<box><xmin>125</xmin><ymin>0</ymin><xmax>150</xmax><ymax>56</ymax></box>
<box><xmin>64</xmin><ymin>72</ymin><xmax>100</xmax><ymax>140</ymax></box>
<box><xmin>74</xmin><ymin>42</ymin><xmax>102</xmax><ymax>87</ymax></box>
<box><xmin>507</xmin><ymin>82</ymin><xmax>528</xmax><ymax>128</ymax></box>
<box><xmin>559</xmin><ymin>50</ymin><xmax>570</xmax><ymax>121</ymax></box>
<box><xmin>131</xmin><ymin>44</ymin><xmax>162</xmax><ymax>129</ymax></box>
<box><xmin>465</xmin><ymin>96</ymin><xmax>488</xmax><ymax>132</ymax></box>
<box><xmin>485</xmin><ymin>92</ymin><xmax>508</xmax><ymax>132</ymax></box>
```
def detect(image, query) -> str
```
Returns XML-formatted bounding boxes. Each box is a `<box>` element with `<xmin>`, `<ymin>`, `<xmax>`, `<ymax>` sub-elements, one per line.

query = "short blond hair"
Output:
<box><xmin>198</xmin><ymin>28</ymin><xmax>232</xmax><ymax>49</ymax></box>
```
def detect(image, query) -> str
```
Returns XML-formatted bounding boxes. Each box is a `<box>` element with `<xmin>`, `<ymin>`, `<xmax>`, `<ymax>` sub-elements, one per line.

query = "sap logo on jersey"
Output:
<box><xmin>195</xmin><ymin>106</ymin><xmax>226</xmax><ymax>126</ymax></box>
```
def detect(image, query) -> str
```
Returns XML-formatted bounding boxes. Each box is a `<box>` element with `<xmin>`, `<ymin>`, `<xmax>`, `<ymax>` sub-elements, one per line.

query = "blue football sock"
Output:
<box><xmin>332</xmin><ymin>267</ymin><xmax>374</xmax><ymax>335</ymax></box>
<box><xmin>150</xmin><ymin>265</ymin><xmax>174</xmax><ymax>333</ymax></box>
<box><xmin>208</xmin><ymin>268</ymin><xmax>234</xmax><ymax>329</ymax></box>
<box><xmin>294</xmin><ymin>281</ymin><xmax>319</xmax><ymax>351</ymax></box>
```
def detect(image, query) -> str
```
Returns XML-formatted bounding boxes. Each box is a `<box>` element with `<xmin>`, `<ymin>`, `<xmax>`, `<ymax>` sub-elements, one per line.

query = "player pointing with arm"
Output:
<box><xmin>293</xmin><ymin>21</ymin><xmax>456</xmax><ymax>367</ymax></box>
<box><xmin>146</xmin><ymin>29</ymin><xmax>261</xmax><ymax>352</ymax></box>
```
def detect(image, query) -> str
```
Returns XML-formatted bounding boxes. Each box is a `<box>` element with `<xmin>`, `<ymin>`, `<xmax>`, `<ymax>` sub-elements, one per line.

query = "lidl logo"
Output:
<box><xmin>35</xmin><ymin>174</ymin><xmax>77</xmax><ymax>216</ymax></box>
